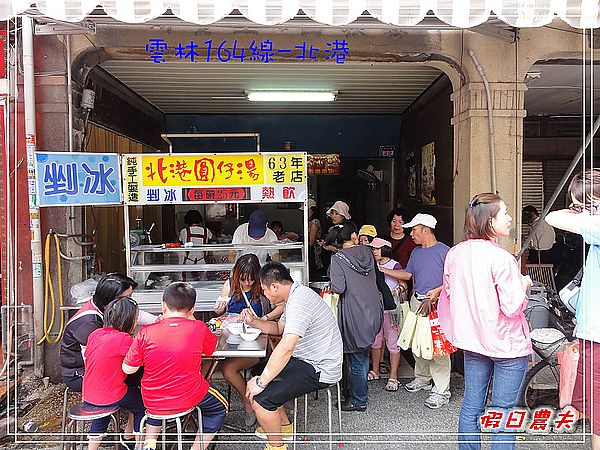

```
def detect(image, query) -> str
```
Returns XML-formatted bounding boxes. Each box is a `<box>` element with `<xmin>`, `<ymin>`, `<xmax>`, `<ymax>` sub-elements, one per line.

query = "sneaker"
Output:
<box><xmin>255</xmin><ymin>423</ymin><xmax>294</xmax><ymax>441</ymax></box>
<box><xmin>424</xmin><ymin>392</ymin><xmax>450</xmax><ymax>409</ymax></box>
<box><xmin>404</xmin><ymin>378</ymin><xmax>433</xmax><ymax>392</ymax></box>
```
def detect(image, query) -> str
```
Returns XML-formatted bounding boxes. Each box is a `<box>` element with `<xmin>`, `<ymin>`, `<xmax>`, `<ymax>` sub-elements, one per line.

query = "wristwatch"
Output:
<box><xmin>256</xmin><ymin>376</ymin><xmax>266</xmax><ymax>389</ymax></box>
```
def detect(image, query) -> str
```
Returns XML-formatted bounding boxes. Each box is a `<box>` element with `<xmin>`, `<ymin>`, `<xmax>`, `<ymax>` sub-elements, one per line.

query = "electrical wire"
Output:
<box><xmin>37</xmin><ymin>232</ymin><xmax>65</xmax><ymax>345</ymax></box>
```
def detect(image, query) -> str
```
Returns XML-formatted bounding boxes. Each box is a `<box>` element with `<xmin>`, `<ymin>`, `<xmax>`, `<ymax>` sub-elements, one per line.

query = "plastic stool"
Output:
<box><xmin>63</xmin><ymin>402</ymin><xmax>120</xmax><ymax>450</ymax></box>
<box><xmin>292</xmin><ymin>382</ymin><xmax>343</xmax><ymax>450</ymax></box>
<box><xmin>139</xmin><ymin>406</ymin><xmax>203</xmax><ymax>450</ymax></box>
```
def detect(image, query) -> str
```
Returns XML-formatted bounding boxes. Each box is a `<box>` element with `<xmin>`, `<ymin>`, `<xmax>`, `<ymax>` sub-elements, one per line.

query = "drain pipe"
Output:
<box><xmin>65</xmin><ymin>35</ymin><xmax>94</xmax><ymax>247</ymax></box>
<box><xmin>468</xmin><ymin>49</ymin><xmax>498</xmax><ymax>194</ymax></box>
<box><xmin>22</xmin><ymin>17</ymin><xmax>45</xmax><ymax>377</ymax></box>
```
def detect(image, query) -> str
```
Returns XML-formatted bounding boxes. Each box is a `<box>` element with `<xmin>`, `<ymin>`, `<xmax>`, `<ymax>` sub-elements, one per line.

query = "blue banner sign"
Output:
<box><xmin>35</xmin><ymin>152</ymin><xmax>122</xmax><ymax>206</ymax></box>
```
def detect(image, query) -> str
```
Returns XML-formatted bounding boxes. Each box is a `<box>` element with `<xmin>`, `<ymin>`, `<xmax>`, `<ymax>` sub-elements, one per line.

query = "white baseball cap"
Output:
<box><xmin>403</xmin><ymin>213</ymin><xmax>437</xmax><ymax>229</ymax></box>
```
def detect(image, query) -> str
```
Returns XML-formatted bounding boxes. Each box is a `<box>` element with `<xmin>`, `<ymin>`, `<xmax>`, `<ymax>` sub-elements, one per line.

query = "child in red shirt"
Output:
<box><xmin>83</xmin><ymin>296</ymin><xmax>145</xmax><ymax>450</ymax></box>
<box><xmin>123</xmin><ymin>282</ymin><xmax>227</xmax><ymax>450</ymax></box>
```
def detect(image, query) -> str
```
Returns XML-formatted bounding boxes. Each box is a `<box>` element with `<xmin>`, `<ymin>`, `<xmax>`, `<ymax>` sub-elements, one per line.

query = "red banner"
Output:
<box><xmin>183</xmin><ymin>187</ymin><xmax>250</xmax><ymax>202</ymax></box>
<box><xmin>307</xmin><ymin>154</ymin><xmax>341</xmax><ymax>176</ymax></box>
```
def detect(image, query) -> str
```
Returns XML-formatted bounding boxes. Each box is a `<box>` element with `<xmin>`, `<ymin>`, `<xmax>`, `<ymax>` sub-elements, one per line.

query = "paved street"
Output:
<box><xmin>5</xmin><ymin>372</ymin><xmax>592</xmax><ymax>450</ymax></box>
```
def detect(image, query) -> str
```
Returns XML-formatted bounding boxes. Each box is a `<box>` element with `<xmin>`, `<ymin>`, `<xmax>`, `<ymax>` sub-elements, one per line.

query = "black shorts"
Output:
<box><xmin>253</xmin><ymin>357</ymin><xmax>330</xmax><ymax>412</ymax></box>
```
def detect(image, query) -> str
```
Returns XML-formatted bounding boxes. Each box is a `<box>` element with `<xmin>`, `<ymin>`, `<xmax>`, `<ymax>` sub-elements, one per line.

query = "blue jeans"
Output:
<box><xmin>347</xmin><ymin>350</ymin><xmax>369</xmax><ymax>407</ymax></box>
<box><xmin>87</xmin><ymin>386</ymin><xmax>145</xmax><ymax>435</ymax></box>
<box><xmin>458</xmin><ymin>351</ymin><xmax>528</xmax><ymax>450</ymax></box>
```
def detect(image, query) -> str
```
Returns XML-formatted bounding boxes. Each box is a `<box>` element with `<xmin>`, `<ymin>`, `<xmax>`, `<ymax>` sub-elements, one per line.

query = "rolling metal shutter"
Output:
<box><xmin>522</xmin><ymin>161</ymin><xmax>544</xmax><ymax>211</ymax></box>
<box><xmin>522</xmin><ymin>161</ymin><xmax>544</xmax><ymax>240</ymax></box>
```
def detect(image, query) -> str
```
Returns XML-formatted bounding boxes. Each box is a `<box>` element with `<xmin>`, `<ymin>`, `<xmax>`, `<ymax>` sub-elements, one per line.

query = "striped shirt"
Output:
<box><xmin>280</xmin><ymin>283</ymin><xmax>343</xmax><ymax>384</ymax></box>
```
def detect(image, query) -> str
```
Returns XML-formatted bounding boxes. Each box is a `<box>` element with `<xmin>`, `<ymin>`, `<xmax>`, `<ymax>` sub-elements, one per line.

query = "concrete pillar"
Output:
<box><xmin>451</xmin><ymin>81</ymin><xmax>527</xmax><ymax>251</ymax></box>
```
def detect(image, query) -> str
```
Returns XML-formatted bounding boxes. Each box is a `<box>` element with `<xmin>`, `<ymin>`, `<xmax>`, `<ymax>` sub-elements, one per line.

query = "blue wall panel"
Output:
<box><xmin>164</xmin><ymin>114</ymin><xmax>401</xmax><ymax>156</ymax></box>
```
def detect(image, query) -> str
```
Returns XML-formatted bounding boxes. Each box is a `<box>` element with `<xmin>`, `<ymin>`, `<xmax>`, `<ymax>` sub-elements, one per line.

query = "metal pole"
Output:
<box><xmin>518</xmin><ymin>113</ymin><xmax>600</xmax><ymax>259</ymax></box>
<box><xmin>22</xmin><ymin>17</ymin><xmax>45</xmax><ymax>377</ymax></box>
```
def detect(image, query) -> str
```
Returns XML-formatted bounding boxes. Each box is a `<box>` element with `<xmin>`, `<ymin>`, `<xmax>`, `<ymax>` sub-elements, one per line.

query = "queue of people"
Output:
<box><xmin>57</xmin><ymin>173</ymin><xmax>600</xmax><ymax>450</ymax></box>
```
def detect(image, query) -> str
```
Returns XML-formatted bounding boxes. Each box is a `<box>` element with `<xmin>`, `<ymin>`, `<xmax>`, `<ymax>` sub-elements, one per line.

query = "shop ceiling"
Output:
<box><xmin>99</xmin><ymin>61</ymin><xmax>444</xmax><ymax>114</ymax></box>
<box><xmin>100</xmin><ymin>59</ymin><xmax>600</xmax><ymax>116</ymax></box>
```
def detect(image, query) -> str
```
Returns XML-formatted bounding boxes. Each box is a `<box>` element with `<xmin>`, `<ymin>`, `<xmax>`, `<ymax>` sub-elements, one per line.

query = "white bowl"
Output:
<box><xmin>240</xmin><ymin>327</ymin><xmax>261</xmax><ymax>341</ymax></box>
<box><xmin>227</xmin><ymin>323</ymin><xmax>244</xmax><ymax>335</ymax></box>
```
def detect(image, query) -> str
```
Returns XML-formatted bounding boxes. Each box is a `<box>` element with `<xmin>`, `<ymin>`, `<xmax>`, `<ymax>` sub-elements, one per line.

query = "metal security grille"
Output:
<box><xmin>522</xmin><ymin>161</ymin><xmax>544</xmax><ymax>240</ymax></box>
<box><xmin>523</xmin><ymin>161</ymin><xmax>544</xmax><ymax>211</ymax></box>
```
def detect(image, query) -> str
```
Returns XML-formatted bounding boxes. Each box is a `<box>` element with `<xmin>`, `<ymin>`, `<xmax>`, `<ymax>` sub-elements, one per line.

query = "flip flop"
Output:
<box><xmin>385</xmin><ymin>378</ymin><xmax>399</xmax><ymax>392</ymax></box>
<box><xmin>379</xmin><ymin>362</ymin><xmax>390</xmax><ymax>375</ymax></box>
<box><xmin>367</xmin><ymin>370</ymin><xmax>380</xmax><ymax>381</ymax></box>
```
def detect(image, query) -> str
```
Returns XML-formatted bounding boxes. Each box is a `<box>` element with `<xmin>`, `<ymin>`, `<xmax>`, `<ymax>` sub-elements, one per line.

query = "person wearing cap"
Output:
<box><xmin>380</xmin><ymin>207</ymin><xmax>417</xmax><ymax>269</ymax></box>
<box><xmin>358</xmin><ymin>225</ymin><xmax>377</xmax><ymax>245</ymax></box>
<box><xmin>321</xmin><ymin>201</ymin><xmax>351</xmax><ymax>255</ymax></box>
<box><xmin>367</xmin><ymin>237</ymin><xmax>408</xmax><ymax>392</ymax></box>
<box><xmin>395</xmin><ymin>213</ymin><xmax>451</xmax><ymax>409</ymax></box>
<box><xmin>230</xmin><ymin>210</ymin><xmax>279</xmax><ymax>264</ymax></box>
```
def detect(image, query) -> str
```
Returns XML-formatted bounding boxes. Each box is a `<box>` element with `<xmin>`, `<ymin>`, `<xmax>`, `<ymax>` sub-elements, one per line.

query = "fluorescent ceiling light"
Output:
<box><xmin>246</xmin><ymin>91</ymin><xmax>336</xmax><ymax>102</ymax></box>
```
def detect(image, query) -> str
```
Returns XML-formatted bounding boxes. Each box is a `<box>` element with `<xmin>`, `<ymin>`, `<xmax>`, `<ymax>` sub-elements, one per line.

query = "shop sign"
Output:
<box><xmin>379</xmin><ymin>145</ymin><xmax>395</xmax><ymax>157</ymax></box>
<box><xmin>35</xmin><ymin>152</ymin><xmax>122</xmax><ymax>206</ymax></box>
<box><xmin>123</xmin><ymin>152</ymin><xmax>307</xmax><ymax>205</ymax></box>
<box><xmin>145</xmin><ymin>38</ymin><xmax>349</xmax><ymax>65</ymax></box>
<box><xmin>307</xmin><ymin>154</ymin><xmax>341</xmax><ymax>175</ymax></box>
<box><xmin>421</xmin><ymin>142</ymin><xmax>436</xmax><ymax>206</ymax></box>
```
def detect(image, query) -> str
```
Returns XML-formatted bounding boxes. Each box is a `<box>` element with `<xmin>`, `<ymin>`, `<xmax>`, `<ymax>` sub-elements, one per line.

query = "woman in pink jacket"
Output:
<box><xmin>438</xmin><ymin>193</ymin><xmax>532</xmax><ymax>450</ymax></box>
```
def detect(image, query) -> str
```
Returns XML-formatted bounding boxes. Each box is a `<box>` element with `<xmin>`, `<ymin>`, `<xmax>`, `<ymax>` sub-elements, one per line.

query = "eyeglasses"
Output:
<box><xmin>569</xmin><ymin>202</ymin><xmax>599</xmax><ymax>214</ymax></box>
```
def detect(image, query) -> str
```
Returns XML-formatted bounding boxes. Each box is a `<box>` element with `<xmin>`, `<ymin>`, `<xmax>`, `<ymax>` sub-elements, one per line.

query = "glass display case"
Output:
<box><xmin>128</xmin><ymin>242</ymin><xmax>307</xmax><ymax>313</ymax></box>
<box><xmin>121</xmin><ymin>150</ymin><xmax>310</xmax><ymax>313</ymax></box>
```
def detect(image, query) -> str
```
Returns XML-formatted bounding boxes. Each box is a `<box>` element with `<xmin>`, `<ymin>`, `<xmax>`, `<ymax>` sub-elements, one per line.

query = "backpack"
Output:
<box><xmin>374</xmin><ymin>259</ymin><xmax>397</xmax><ymax>311</ymax></box>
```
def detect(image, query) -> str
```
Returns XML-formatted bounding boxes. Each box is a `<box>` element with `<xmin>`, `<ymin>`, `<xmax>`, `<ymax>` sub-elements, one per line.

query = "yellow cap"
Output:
<box><xmin>358</xmin><ymin>224</ymin><xmax>377</xmax><ymax>238</ymax></box>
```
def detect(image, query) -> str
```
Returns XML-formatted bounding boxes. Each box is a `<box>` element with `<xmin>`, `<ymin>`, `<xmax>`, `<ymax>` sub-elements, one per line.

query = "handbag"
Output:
<box><xmin>397</xmin><ymin>310</ymin><xmax>418</xmax><ymax>350</ymax></box>
<box><xmin>413</xmin><ymin>314</ymin><xmax>434</xmax><ymax>360</ymax></box>
<box><xmin>559</xmin><ymin>267</ymin><xmax>583</xmax><ymax>314</ymax></box>
<box><xmin>557</xmin><ymin>341</ymin><xmax>580</xmax><ymax>409</ymax></box>
<box><xmin>321</xmin><ymin>290</ymin><xmax>340</xmax><ymax>321</ymax></box>
<box><xmin>429</xmin><ymin>310</ymin><xmax>458</xmax><ymax>357</ymax></box>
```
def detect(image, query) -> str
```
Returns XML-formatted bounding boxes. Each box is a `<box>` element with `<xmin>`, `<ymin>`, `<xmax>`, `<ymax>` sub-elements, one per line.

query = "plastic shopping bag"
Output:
<box><xmin>429</xmin><ymin>310</ymin><xmax>458</xmax><ymax>357</ymax></box>
<box><xmin>398</xmin><ymin>310</ymin><xmax>418</xmax><ymax>351</ymax></box>
<box><xmin>322</xmin><ymin>291</ymin><xmax>340</xmax><ymax>321</ymax></box>
<box><xmin>556</xmin><ymin>341</ymin><xmax>580</xmax><ymax>409</ymax></box>
<box><xmin>413</xmin><ymin>314</ymin><xmax>434</xmax><ymax>360</ymax></box>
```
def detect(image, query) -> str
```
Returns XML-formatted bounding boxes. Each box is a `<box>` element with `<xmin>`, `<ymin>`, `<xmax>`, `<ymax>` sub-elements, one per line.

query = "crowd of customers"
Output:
<box><xmin>58</xmin><ymin>173</ymin><xmax>600</xmax><ymax>450</ymax></box>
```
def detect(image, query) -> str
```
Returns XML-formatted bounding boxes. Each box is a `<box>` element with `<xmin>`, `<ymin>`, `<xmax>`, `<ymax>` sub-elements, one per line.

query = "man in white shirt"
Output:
<box><xmin>523</xmin><ymin>205</ymin><xmax>556</xmax><ymax>264</ymax></box>
<box><xmin>230</xmin><ymin>210</ymin><xmax>278</xmax><ymax>264</ymax></box>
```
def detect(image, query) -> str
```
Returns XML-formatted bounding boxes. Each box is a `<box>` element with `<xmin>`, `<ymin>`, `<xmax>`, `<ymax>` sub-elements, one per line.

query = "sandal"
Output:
<box><xmin>379</xmin><ymin>362</ymin><xmax>390</xmax><ymax>375</ymax></box>
<box><xmin>367</xmin><ymin>370</ymin><xmax>380</xmax><ymax>381</ymax></box>
<box><xmin>385</xmin><ymin>378</ymin><xmax>399</xmax><ymax>392</ymax></box>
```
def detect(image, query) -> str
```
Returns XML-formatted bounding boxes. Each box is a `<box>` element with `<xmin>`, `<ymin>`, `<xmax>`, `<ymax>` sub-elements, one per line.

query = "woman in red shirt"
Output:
<box><xmin>83</xmin><ymin>296</ymin><xmax>144</xmax><ymax>450</ymax></box>
<box><xmin>380</xmin><ymin>208</ymin><xmax>417</xmax><ymax>269</ymax></box>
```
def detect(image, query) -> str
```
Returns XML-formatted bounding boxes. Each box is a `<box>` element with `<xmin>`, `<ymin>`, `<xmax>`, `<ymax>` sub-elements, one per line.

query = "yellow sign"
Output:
<box><xmin>141</xmin><ymin>154</ymin><xmax>264</xmax><ymax>187</ymax></box>
<box><xmin>264</xmin><ymin>153</ymin><xmax>306</xmax><ymax>184</ymax></box>
<box><xmin>125</xmin><ymin>155</ymin><xmax>140</xmax><ymax>203</ymax></box>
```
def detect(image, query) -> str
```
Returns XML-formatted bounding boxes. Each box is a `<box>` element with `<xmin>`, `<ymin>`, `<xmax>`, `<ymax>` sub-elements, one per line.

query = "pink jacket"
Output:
<box><xmin>438</xmin><ymin>239</ymin><xmax>532</xmax><ymax>358</ymax></box>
